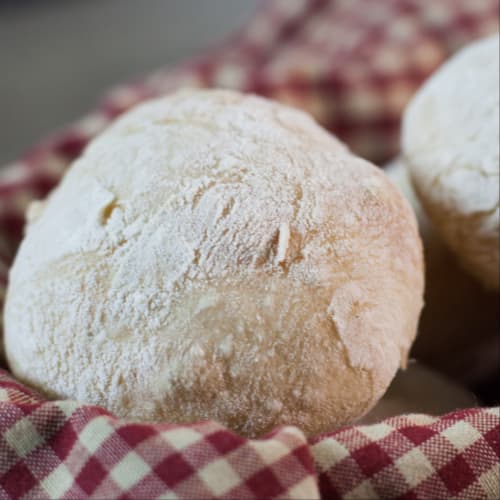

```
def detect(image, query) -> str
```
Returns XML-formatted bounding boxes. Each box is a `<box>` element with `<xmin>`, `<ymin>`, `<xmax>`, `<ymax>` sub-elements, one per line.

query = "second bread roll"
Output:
<box><xmin>386</xmin><ymin>160</ymin><xmax>499</xmax><ymax>383</ymax></box>
<box><xmin>402</xmin><ymin>34</ymin><xmax>500</xmax><ymax>289</ymax></box>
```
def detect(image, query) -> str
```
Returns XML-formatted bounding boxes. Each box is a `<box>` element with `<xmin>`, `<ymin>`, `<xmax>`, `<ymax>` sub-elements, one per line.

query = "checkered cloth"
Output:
<box><xmin>0</xmin><ymin>0</ymin><xmax>499</xmax><ymax>498</ymax></box>
<box><xmin>1</xmin><ymin>370</ymin><xmax>499</xmax><ymax>499</ymax></box>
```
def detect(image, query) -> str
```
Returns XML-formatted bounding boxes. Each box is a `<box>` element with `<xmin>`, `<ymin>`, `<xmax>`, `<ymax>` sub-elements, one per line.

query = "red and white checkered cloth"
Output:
<box><xmin>0</xmin><ymin>0</ymin><xmax>499</xmax><ymax>498</ymax></box>
<box><xmin>1</xmin><ymin>370</ymin><xmax>499</xmax><ymax>499</ymax></box>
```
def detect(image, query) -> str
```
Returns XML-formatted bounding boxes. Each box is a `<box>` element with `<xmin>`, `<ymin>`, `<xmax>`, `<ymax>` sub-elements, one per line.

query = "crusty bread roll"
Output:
<box><xmin>386</xmin><ymin>160</ymin><xmax>499</xmax><ymax>384</ymax></box>
<box><xmin>402</xmin><ymin>34</ymin><xmax>499</xmax><ymax>289</ymax></box>
<box><xmin>4</xmin><ymin>89</ymin><xmax>423</xmax><ymax>437</ymax></box>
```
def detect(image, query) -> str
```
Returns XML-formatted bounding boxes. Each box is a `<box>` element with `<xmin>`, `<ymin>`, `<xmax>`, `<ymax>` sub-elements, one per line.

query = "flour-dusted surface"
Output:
<box><xmin>402</xmin><ymin>34</ymin><xmax>500</xmax><ymax>289</ymax></box>
<box><xmin>5</xmin><ymin>90</ymin><xmax>423</xmax><ymax>437</ymax></box>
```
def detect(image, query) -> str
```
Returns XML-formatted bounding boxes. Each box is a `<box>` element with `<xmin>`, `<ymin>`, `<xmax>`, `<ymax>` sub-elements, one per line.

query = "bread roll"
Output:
<box><xmin>402</xmin><ymin>34</ymin><xmax>499</xmax><ymax>289</ymax></box>
<box><xmin>386</xmin><ymin>160</ymin><xmax>499</xmax><ymax>383</ymax></box>
<box><xmin>5</xmin><ymin>89</ymin><xmax>423</xmax><ymax>437</ymax></box>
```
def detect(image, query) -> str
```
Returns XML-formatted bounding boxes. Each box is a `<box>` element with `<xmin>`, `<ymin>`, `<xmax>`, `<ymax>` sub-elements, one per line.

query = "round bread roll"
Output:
<box><xmin>386</xmin><ymin>160</ymin><xmax>499</xmax><ymax>384</ymax></box>
<box><xmin>4</xmin><ymin>89</ymin><xmax>423</xmax><ymax>437</ymax></box>
<box><xmin>402</xmin><ymin>34</ymin><xmax>500</xmax><ymax>289</ymax></box>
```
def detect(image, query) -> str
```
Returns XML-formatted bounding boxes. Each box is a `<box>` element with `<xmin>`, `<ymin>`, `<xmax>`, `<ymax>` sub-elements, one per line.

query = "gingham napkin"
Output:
<box><xmin>1</xmin><ymin>370</ymin><xmax>499</xmax><ymax>499</ymax></box>
<box><xmin>1</xmin><ymin>1</ymin><xmax>499</xmax><ymax>498</ymax></box>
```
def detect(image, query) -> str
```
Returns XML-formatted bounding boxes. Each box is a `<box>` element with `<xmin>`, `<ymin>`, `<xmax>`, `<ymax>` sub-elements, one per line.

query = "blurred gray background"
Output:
<box><xmin>0</xmin><ymin>0</ymin><xmax>258</xmax><ymax>165</ymax></box>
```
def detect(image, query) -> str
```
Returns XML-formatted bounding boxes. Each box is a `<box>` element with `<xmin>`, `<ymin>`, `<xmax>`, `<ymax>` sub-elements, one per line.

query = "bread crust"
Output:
<box><xmin>386</xmin><ymin>159</ymin><xmax>499</xmax><ymax>383</ymax></box>
<box><xmin>402</xmin><ymin>35</ymin><xmax>499</xmax><ymax>289</ymax></box>
<box><xmin>5</xmin><ymin>89</ymin><xmax>424</xmax><ymax>437</ymax></box>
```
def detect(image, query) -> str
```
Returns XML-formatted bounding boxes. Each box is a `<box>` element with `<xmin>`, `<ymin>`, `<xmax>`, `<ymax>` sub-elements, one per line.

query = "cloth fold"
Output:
<box><xmin>1</xmin><ymin>0</ymin><xmax>499</xmax><ymax>498</ymax></box>
<box><xmin>1</xmin><ymin>370</ymin><xmax>499</xmax><ymax>499</ymax></box>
